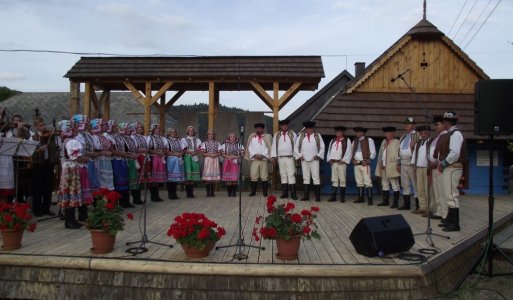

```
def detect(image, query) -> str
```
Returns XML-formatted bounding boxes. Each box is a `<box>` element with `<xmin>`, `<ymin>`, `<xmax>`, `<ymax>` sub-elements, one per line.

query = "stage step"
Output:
<box><xmin>495</xmin><ymin>223</ymin><xmax>513</xmax><ymax>253</ymax></box>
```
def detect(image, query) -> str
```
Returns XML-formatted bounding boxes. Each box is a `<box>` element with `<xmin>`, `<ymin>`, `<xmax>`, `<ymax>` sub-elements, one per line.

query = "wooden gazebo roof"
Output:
<box><xmin>64</xmin><ymin>56</ymin><xmax>324</xmax><ymax>133</ymax></box>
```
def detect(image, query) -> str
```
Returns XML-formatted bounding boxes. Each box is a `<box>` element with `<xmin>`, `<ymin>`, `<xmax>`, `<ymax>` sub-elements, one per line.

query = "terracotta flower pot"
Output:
<box><xmin>1</xmin><ymin>229</ymin><xmax>24</xmax><ymax>250</ymax></box>
<box><xmin>180</xmin><ymin>242</ymin><xmax>215</xmax><ymax>258</ymax></box>
<box><xmin>90</xmin><ymin>229</ymin><xmax>116</xmax><ymax>254</ymax></box>
<box><xmin>275</xmin><ymin>235</ymin><xmax>301</xmax><ymax>260</ymax></box>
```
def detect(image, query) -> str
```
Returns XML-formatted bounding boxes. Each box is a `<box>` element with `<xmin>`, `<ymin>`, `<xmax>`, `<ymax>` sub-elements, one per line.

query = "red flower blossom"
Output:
<box><xmin>302</xmin><ymin>226</ymin><xmax>311</xmax><ymax>235</ymax></box>
<box><xmin>291</xmin><ymin>213</ymin><xmax>302</xmax><ymax>224</ymax></box>
<box><xmin>285</xmin><ymin>202</ymin><xmax>295</xmax><ymax>212</ymax></box>
<box><xmin>126</xmin><ymin>213</ymin><xmax>134</xmax><ymax>220</ymax></box>
<box><xmin>301</xmin><ymin>209</ymin><xmax>312</xmax><ymax>217</ymax></box>
<box><xmin>168</xmin><ymin>212</ymin><xmax>226</xmax><ymax>250</ymax></box>
<box><xmin>105</xmin><ymin>191</ymin><xmax>121</xmax><ymax>203</ymax></box>
<box><xmin>105</xmin><ymin>202</ymin><xmax>115</xmax><ymax>210</ymax></box>
<box><xmin>27</xmin><ymin>223</ymin><xmax>37</xmax><ymax>232</ymax></box>
<box><xmin>311</xmin><ymin>206</ymin><xmax>320</xmax><ymax>212</ymax></box>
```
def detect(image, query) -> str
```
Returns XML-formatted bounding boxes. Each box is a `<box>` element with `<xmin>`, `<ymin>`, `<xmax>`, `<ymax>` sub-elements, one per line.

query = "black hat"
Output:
<box><xmin>303</xmin><ymin>121</ymin><xmax>316</xmax><ymax>128</ymax></box>
<box><xmin>416</xmin><ymin>125</ymin><xmax>431</xmax><ymax>132</ymax></box>
<box><xmin>443</xmin><ymin>112</ymin><xmax>458</xmax><ymax>122</ymax></box>
<box><xmin>278</xmin><ymin>119</ymin><xmax>290</xmax><ymax>125</ymax></box>
<box><xmin>334</xmin><ymin>126</ymin><xmax>347</xmax><ymax>131</ymax></box>
<box><xmin>254</xmin><ymin>123</ymin><xmax>265</xmax><ymax>129</ymax></box>
<box><xmin>353</xmin><ymin>126</ymin><xmax>368</xmax><ymax>133</ymax></box>
<box><xmin>432</xmin><ymin>115</ymin><xmax>444</xmax><ymax>123</ymax></box>
<box><xmin>382</xmin><ymin>126</ymin><xmax>396</xmax><ymax>132</ymax></box>
<box><xmin>403</xmin><ymin>117</ymin><xmax>416</xmax><ymax>124</ymax></box>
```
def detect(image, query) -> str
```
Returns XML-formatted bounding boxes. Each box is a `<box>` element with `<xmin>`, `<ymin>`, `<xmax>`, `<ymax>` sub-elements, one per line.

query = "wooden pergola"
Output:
<box><xmin>64</xmin><ymin>56</ymin><xmax>324</xmax><ymax>134</ymax></box>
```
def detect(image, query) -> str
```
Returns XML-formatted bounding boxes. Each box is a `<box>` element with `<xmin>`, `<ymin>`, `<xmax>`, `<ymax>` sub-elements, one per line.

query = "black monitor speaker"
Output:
<box><xmin>349</xmin><ymin>214</ymin><xmax>414</xmax><ymax>257</ymax></box>
<box><xmin>475</xmin><ymin>79</ymin><xmax>513</xmax><ymax>135</ymax></box>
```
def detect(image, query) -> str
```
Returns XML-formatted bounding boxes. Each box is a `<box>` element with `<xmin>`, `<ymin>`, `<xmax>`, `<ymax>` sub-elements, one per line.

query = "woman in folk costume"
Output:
<box><xmin>181</xmin><ymin>126</ymin><xmax>202</xmax><ymax>198</ymax></box>
<box><xmin>130</xmin><ymin>122</ymin><xmax>149</xmax><ymax>204</ymax></box>
<box><xmin>220</xmin><ymin>133</ymin><xmax>244</xmax><ymax>197</ymax></box>
<box><xmin>164</xmin><ymin>128</ymin><xmax>185</xmax><ymax>200</ymax></box>
<box><xmin>90</xmin><ymin>119</ymin><xmax>114</xmax><ymax>191</ymax></box>
<box><xmin>58</xmin><ymin>119</ymin><xmax>92</xmax><ymax>229</ymax></box>
<box><xmin>200</xmin><ymin>130</ymin><xmax>222</xmax><ymax>197</ymax></box>
<box><xmin>73</xmin><ymin>114</ymin><xmax>101</xmax><ymax>194</ymax></box>
<box><xmin>146</xmin><ymin>124</ymin><xmax>167</xmax><ymax>202</ymax></box>
<box><xmin>119</xmin><ymin>122</ymin><xmax>141</xmax><ymax>205</ymax></box>
<box><xmin>105</xmin><ymin>120</ymin><xmax>133</xmax><ymax>208</ymax></box>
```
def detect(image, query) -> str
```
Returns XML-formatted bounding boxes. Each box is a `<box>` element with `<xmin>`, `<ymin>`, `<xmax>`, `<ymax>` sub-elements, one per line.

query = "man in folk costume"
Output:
<box><xmin>58</xmin><ymin>119</ymin><xmax>92</xmax><ymax>229</ymax></box>
<box><xmin>119</xmin><ymin>122</ymin><xmax>141</xmax><ymax>204</ymax></box>
<box><xmin>437</xmin><ymin>112</ymin><xmax>466</xmax><ymax>232</ymax></box>
<box><xmin>29</xmin><ymin>116</ymin><xmax>60</xmax><ymax>216</ymax></box>
<box><xmin>245</xmin><ymin>123</ymin><xmax>272</xmax><ymax>197</ymax></box>
<box><xmin>270</xmin><ymin>119</ymin><xmax>298</xmax><ymax>200</ymax></box>
<box><xmin>130</xmin><ymin>122</ymin><xmax>149</xmax><ymax>204</ymax></box>
<box><xmin>164</xmin><ymin>128</ymin><xmax>185</xmax><ymax>200</ymax></box>
<box><xmin>105</xmin><ymin>120</ymin><xmax>134</xmax><ymax>208</ymax></box>
<box><xmin>146</xmin><ymin>124</ymin><xmax>167</xmax><ymax>202</ymax></box>
<box><xmin>352</xmin><ymin>127</ymin><xmax>376</xmax><ymax>204</ymax></box>
<box><xmin>182</xmin><ymin>126</ymin><xmax>202</xmax><ymax>198</ymax></box>
<box><xmin>411</xmin><ymin>126</ymin><xmax>431</xmax><ymax>216</ymax></box>
<box><xmin>375</xmin><ymin>126</ymin><xmax>400</xmax><ymax>207</ymax></box>
<box><xmin>326</xmin><ymin>126</ymin><xmax>352</xmax><ymax>202</ymax></box>
<box><xmin>221</xmin><ymin>133</ymin><xmax>244</xmax><ymax>197</ymax></box>
<box><xmin>428</xmin><ymin>116</ymin><xmax>446</xmax><ymax>222</ymax></box>
<box><xmin>398</xmin><ymin>117</ymin><xmax>420</xmax><ymax>210</ymax></box>
<box><xmin>294</xmin><ymin>121</ymin><xmax>325</xmax><ymax>202</ymax></box>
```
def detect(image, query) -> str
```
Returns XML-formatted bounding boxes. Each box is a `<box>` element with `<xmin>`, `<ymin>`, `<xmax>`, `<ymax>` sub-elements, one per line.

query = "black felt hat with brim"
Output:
<box><xmin>353</xmin><ymin>127</ymin><xmax>368</xmax><ymax>133</ymax></box>
<box><xmin>334</xmin><ymin>126</ymin><xmax>347</xmax><ymax>131</ymax></box>
<box><xmin>382</xmin><ymin>126</ymin><xmax>396</xmax><ymax>132</ymax></box>
<box><xmin>254</xmin><ymin>123</ymin><xmax>265</xmax><ymax>128</ymax></box>
<box><xmin>303</xmin><ymin>121</ymin><xmax>316</xmax><ymax>128</ymax></box>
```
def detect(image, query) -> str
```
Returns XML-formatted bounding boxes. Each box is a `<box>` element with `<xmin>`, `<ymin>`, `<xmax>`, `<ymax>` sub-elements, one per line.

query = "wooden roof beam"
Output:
<box><xmin>123</xmin><ymin>81</ymin><xmax>146</xmax><ymax>106</ymax></box>
<box><xmin>250</xmin><ymin>81</ymin><xmax>273</xmax><ymax>110</ymax></box>
<box><xmin>151</xmin><ymin>81</ymin><xmax>174</xmax><ymax>103</ymax></box>
<box><xmin>278</xmin><ymin>82</ymin><xmax>302</xmax><ymax>110</ymax></box>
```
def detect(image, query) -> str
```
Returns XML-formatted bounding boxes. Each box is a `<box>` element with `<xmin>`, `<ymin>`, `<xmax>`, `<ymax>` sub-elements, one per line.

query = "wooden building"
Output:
<box><xmin>64</xmin><ymin>56</ymin><xmax>324</xmax><ymax>134</ymax></box>
<box><xmin>288</xmin><ymin>18</ymin><xmax>511</xmax><ymax>195</ymax></box>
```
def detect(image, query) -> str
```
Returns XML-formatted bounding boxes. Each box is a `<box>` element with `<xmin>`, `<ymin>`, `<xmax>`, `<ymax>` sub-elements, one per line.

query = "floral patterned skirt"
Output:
<box><xmin>222</xmin><ymin>158</ymin><xmax>240</xmax><ymax>182</ymax></box>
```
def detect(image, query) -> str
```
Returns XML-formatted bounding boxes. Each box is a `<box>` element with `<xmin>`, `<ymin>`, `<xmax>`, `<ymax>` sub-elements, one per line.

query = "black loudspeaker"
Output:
<box><xmin>349</xmin><ymin>214</ymin><xmax>414</xmax><ymax>257</ymax></box>
<box><xmin>475</xmin><ymin>79</ymin><xmax>513</xmax><ymax>135</ymax></box>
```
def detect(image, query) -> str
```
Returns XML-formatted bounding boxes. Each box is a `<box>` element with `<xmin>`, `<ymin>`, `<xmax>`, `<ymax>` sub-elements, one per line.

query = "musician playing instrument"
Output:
<box><xmin>29</xmin><ymin>117</ymin><xmax>60</xmax><ymax>216</ymax></box>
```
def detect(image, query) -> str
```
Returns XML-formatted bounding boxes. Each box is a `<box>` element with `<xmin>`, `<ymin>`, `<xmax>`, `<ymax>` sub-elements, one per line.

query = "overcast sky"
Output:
<box><xmin>1</xmin><ymin>0</ymin><xmax>511</xmax><ymax>117</ymax></box>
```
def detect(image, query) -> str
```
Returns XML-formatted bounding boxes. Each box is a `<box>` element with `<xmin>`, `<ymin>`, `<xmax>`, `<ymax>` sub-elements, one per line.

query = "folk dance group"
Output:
<box><xmin>263</xmin><ymin>113</ymin><xmax>465</xmax><ymax>232</ymax></box>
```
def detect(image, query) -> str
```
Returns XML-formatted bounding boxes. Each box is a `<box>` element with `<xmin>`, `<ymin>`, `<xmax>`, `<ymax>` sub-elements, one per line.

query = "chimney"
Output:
<box><xmin>354</xmin><ymin>62</ymin><xmax>365</xmax><ymax>78</ymax></box>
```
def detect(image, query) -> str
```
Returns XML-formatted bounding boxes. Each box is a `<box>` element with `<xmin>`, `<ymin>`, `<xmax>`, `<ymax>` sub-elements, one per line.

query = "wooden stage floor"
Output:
<box><xmin>1</xmin><ymin>191</ymin><xmax>512</xmax><ymax>299</ymax></box>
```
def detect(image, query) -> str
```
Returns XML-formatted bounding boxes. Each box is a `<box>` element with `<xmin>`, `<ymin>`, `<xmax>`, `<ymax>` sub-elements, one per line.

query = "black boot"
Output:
<box><xmin>391</xmin><ymin>191</ymin><xmax>400</xmax><ymax>208</ymax></box>
<box><xmin>377</xmin><ymin>191</ymin><xmax>390</xmax><ymax>206</ymax></box>
<box><xmin>210</xmin><ymin>183</ymin><xmax>216</xmax><ymax>197</ymax></box>
<box><xmin>262</xmin><ymin>181</ymin><xmax>268</xmax><ymax>197</ymax></box>
<box><xmin>367</xmin><ymin>187</ymin><xmax>373</xmax><ymax>205</ymax></box>
<box><xmin>124</xmin><ymin>190</ymin><xmax>135</xmax><ymax>208</ymax></box>
<box><xmin>415</xmin><ymin>197</ymin><xmax>420</xmax><ymax>211</ymax></box>
<box><xmin>301</xmin><ymin>185</ymin><xmax>310</xmax><ymax>201</ymax></box>
<box><xmin>227</xmin><ymin>185</ymin><xmax>232</xmax><ymax>197</ymax></box>
<box><xmin>290</xmin><ymin>184</ymin><xmax>298</xmax><ymax>200</ymax></box>
<box><xmin>339</xmin><ymin>187</ymin><xmax>346</xmax><ymax>203</ymax></box>
<box><xmin>64</xmin><ymin>207</ymin><xmax>82</xmax><ymax>229</ymax></box>
<box><xmin>280</xmin><ymin>184</ymin><xmax>289</xmax><ymax>199</ymax></box>
<box><xmin>77</xmin><ymin>205</ymin><xmax>88</xmax><ymax>223</ymax></box>
<box><xmin>328</xmin><ymin>187</ymin><xmax>337</xmax><ymax>202</ymax></box>
<box><xmin>206</xmin><ymin>183</ymin><xmax>211</xmax><ymax>197</ymax></box>
<box><xmin>443</xmin><ymin>208</ymin><xmax>460</xmax><ymax>232</ymax></box>
<box><xmin>132</xmin><ymin>189</ymin><xmax>143</xmax><ymax>205</ymax></box>
<box><xmin>314</xmin><ymin>185</ymin><xmax>321</xmax><ymax>202</ymax></box>
<box><xmin>186</xmin><ymin>184</ymin><xmax>195</xmax><ymax>198</ymax></box>
<box><xmin>167</xmin><ymin>182</ymin><xmax>174</xmax><ymax>199</ymax></box>
<box><xmin>438</xmin><ymin>217</ymin><xmax>448</xmax><ymax>227</ymax></box>
<box><xmin>398</xmin><ymin>195</ymin><xmax>411</xmax><ymax>210</ymax></box>
<box><xmin>173</xmin><ymin>183</ymin><xmax>180</xmax><ymax>199</ymax></box>
<box><xmin>354</xmin><ymin>187</ymin><xmax>364</xmax><ymax>203</ymax></box>
<box><xmin>249</xmin><ymin>182</ymin><xmax>257</xmax><ymax>196</ymax></box>
<box><xmin>150</xmin><ymin>187</ymin><xmax>163</xmax><ymax>202</ymax></box>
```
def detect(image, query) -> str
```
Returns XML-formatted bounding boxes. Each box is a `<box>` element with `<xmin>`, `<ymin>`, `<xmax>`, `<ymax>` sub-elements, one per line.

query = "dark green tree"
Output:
<box><xmin>0</xmin><ymin>86</ymin><xmax>21</xmax><ymax>102</ymax></box>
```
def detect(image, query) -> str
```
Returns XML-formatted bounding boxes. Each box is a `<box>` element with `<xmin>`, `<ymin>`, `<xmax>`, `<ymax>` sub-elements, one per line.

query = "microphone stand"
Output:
<box><xmin>215</xmin><ymin>126</ymin><xmax>265</xmax><ymax>260</ymax></box>
<box><xmin>126</xmin><ymin>149</ymin><xmax>173</xmax><ymax>255</ymax></box>
<box><xmin>394</xmin><ymin>72</ymin><xmax>450</xmax><ymax>246</ymax></box>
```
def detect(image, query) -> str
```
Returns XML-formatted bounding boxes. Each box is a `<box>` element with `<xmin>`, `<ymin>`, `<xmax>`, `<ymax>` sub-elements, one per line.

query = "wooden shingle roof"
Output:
<box><xmin>64</xmin><ymin>56</ymin><xmax>324</xmax><ymax>91</ymax></box>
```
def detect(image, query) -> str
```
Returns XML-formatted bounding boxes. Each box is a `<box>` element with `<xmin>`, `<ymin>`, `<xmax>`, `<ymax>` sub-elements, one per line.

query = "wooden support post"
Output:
<box><xmin>101</xmin><ymin>90</ymin><xmax>111</xmax><ymax>120</ymax></box>
<box><xmin>208</xmin><ymin>81</ymin><xmax>216</xmax><ymax>131</ymax></box>
<box><xmin>91</xmin><ymin>90</ymin><xmax>100</xmax><ymax>118</ymax></box>
<box><xmin>144</xmin><ymin>81</ymin><xmax>152</xmax><ymax>135</ymax></box>
<box><xmin>159</xmin><ymin>93</ymin><xmax>166</xmax><ymax>132</ymax></box>
<box><xmin>69</xmin><ymin>81</ymin><xmax>80</xmax><ymax>117</ymax></box>
<box><xmin>272</xmin><ymin>82</ymin><xmax>279</xmax><ymax>134</ymax></box>
<box><xmin>83</xmin><ymin>82</ymin><xmax>92</xmax><ymax>118</ymax></box>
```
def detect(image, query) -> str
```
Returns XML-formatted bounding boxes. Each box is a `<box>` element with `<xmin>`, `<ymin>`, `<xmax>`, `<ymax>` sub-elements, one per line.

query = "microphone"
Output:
<box><xmin>391</xmin><ymin>69</ymin><xmax>410</xmax><ymax>82</ymax></box>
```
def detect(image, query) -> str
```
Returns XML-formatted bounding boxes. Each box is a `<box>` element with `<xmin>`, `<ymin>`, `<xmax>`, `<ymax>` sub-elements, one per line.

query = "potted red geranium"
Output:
<box><xmin>0</xmin><ymin>202</ymin><xmax>37</xmax><ymax>250</ymax></box>
<box><xmin>167</xmin><ymin>212</ymin><xmax>226</xmax><ymax>258</ymax></box>
<box><xmin>87</xmin><ymin>188</ymin><xmax>126</xmax><ymax>254</ymax></box>
<box><xmin>253</xmin><ymin>195</ymin><xmax>320</xmax><ymax>260</ymax></box>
